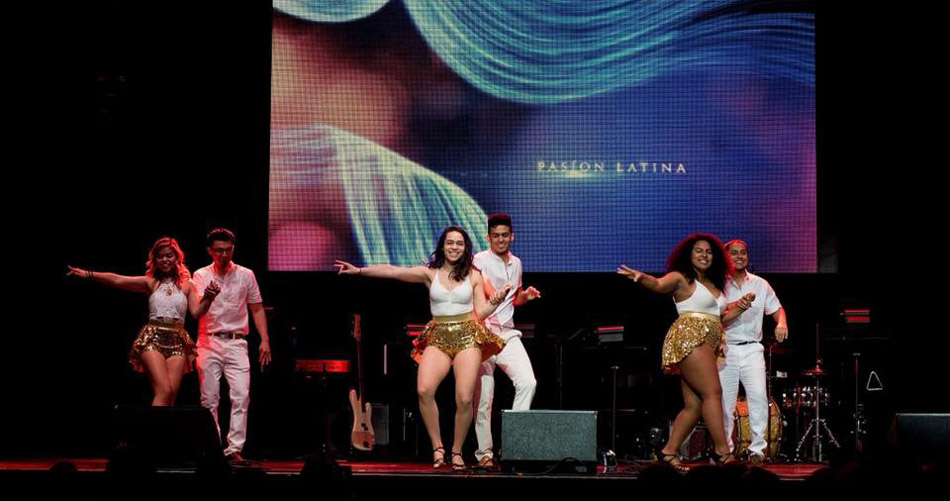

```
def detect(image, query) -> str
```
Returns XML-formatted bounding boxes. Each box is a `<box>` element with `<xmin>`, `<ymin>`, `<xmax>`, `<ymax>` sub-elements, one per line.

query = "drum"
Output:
<box><xmin>734</xmin><ymin>396</ymin><xmax>783</xmax><ymax>458</ymax></box>
<box><xmin>781</xmin><ymin>385</ymin><xmax>831</xmax><ymax>409</ymax></box>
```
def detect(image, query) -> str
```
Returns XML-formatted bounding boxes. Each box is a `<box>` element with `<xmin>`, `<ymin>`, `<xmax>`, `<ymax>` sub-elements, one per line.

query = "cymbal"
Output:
<box><xmin>801</xmin><ymin>366</ymin><xmax>827</xmax><ymax>377</ymax></box>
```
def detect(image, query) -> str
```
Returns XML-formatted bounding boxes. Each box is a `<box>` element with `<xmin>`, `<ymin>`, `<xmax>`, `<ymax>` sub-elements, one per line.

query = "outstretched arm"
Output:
<box><xmin>335</xmin><ymin>260</ymin><xmax>431</xmax><ymax>285</ymax></box>
<box><xmin>66</xmin><ymin>266</ymin><xmax>153</xmax><ymax>295</ymax></box>
<box><xmin>617</xmin><ymin>266</ymin><xmax>684</xmax><ymax>295</ymax></box>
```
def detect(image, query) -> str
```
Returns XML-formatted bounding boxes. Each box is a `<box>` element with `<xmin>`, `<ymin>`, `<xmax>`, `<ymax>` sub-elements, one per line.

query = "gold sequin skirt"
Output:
<box><xmin>661</xmin><ymin>312</ymin><xmax>724</xmax><ymax>374</ymax></box>
<box><xmin>411</xmin><ymin>313</ymin><xmax>506</xmax><ymax>363</ymax></box>
<box><xmin>129</xmin><ymin>319</ymin><xmax>197</xmax><ymax>373</ymax></box>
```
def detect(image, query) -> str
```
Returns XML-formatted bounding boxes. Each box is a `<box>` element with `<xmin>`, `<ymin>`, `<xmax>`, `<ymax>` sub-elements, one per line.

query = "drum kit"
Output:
<box><xmin>732</xmin><ymin>337</ymin><xmax>841</xmax><ymax>462</ymax></box>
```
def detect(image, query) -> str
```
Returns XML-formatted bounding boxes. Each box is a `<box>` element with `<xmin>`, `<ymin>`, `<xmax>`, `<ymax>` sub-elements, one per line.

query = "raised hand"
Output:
<box><xmin>490</xmin><ymin>282</ymin><xmax>513</xmax><ymax>305</ymax></box>
<box><xmin>335</xmin><ymin>260</ymin><xmax>360</xmax><ymax>275</ymax></box>
<box><xmin>204</xmin><ymin>281</ymin><xmax>221</xmax><ymax>301</ymax></box>
<box><xmin>616</xmin><ymin>265</ymin><xmax>644</xmax><ymax>282</ymax></box>
<box><xmin>66</xmin><ymin>266</ymin><xmax>91</xmax><ymax>279</ymax></box>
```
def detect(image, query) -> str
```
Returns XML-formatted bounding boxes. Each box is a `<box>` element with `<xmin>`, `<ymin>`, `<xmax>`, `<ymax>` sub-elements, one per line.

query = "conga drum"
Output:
<box><xmin>734</xmin><ymin>396</ymin><xmax>783</xmax><ymax>458</ymax></box>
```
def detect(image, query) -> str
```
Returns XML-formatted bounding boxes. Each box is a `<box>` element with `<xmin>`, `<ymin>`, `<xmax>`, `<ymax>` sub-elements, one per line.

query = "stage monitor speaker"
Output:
<box><xmin>111</xmin><ymin>405</ymin><xmax>225</xmax><ymax>469</ymax></box>
<box><xmin>501</xmin><ymin>410</ymin><xmax>597</xmax><ymax>470</ymax></box>
<box><xmin>889</xmin><ymin>413</ymin><xmax>950</xmax><ymax>460</ymax></box>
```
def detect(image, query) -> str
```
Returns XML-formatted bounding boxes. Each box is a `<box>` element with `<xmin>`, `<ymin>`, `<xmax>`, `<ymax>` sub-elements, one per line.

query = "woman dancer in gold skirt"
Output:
<box><xmin>67</xmin><ymin>237</ymin><xmax>218</xmax><ymax>405</ymax></box>
<box><xmin>336</xmin><ymin>226</ymin><xmax>510</xmax><ymax>471</ymax></box>
<box><xmin>619</xmin><ymin>233</ymin><xmax>751</xmax><ymax>468</ymax></box>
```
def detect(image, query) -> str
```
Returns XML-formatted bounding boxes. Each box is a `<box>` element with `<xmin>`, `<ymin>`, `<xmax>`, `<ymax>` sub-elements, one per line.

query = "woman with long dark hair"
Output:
<box><xmin>67</xmin><ymin>237</ymin><xmax>219</xmax><ymax>405</ymax></box>
<box><xmin>336</xmin><ymin>226</ymin><xmax>510</xmax><ymax>471</ymax></box>
<box><xmin>618</xmin><ymin>233</ymin><xmax>751</xmax><ymax>468</ymax></box>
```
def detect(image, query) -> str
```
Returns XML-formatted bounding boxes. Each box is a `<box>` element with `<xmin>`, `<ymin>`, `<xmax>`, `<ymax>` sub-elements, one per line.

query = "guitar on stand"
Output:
<box><xmin>349</xmin><ymin>314</ymin><xmax>375</xmax><ymax>451</ymax></box>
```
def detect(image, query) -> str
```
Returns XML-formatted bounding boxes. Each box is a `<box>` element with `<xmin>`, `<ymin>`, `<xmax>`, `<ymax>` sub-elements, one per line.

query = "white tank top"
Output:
<box><xmin>674</xmin><ymin>279</ymin><xmax>726</xmax><ymax>316</ymax></box>
<box><xmin>148</xmin><ymin>279</ymin><xmax>188</xmax><ymax>320</ymax></box>
<box><xmin>429</xmin><ymin>269</ymin><xmax>474</xmax><ymax>317</ymax></box>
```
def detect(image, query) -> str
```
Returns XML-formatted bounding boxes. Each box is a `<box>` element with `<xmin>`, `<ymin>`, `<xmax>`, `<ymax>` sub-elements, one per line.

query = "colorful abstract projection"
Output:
<box><xmin>274</xmin><ymin>1</ymin><xmax>814</xmax><ymax>103</ymax></box>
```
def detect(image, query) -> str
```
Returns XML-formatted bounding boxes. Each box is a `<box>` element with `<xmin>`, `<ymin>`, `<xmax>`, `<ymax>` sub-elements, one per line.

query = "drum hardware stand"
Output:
<box><xmin>555</xmin><ymin>328</ymin><xmax>587</xmax><ymax>409</ymax></box>
<box><xmin>598</xmin><ymin>325</ymin><xmax>625</xmax><ymax>455</ymax></box>
<box><xmin>610</xmin><ymin>364</ymin><xmax>619</xmax><ymax>454</ymax></box>
<box><xmin>851</xmin><ymin>352</ymin><xmax>867</xmax><ymax>453</ymax></box>
<box><xmin>793</xmin><ymin>369</ymin><xmax>840</xmax><ymax>462</ymax></box>
<box><xmin>794</xmin><ymin>324</ymin><xmax>841</xmax><ymax>462</ymax></box>
<box><xmin>601</xmin><ymin>361</ymin><xmax>620</xmax><ymax>472</ymax></box>
<box><xmin>849</xmin><ymin>363</ymin><xmax>882</xmax><ymax>453</ymax></box>
<box><xmin>841</xmin><ymin>309</ymin><xmax>877</xmax><ymax>454</ymax></box>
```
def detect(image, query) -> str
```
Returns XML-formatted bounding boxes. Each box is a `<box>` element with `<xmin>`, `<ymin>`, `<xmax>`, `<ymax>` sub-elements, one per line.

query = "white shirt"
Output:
<box><xmin>473</xmin><ymin>250</ymin><xmax>522</xmax><ymax>335</ymax></box>
<box><xmin>192</xmin><ymin>263</ymin><xmax>263</xmax><ymax>336</ymax></box>
<box><xmin>723</xmin><ymin>271</ymin><xmax>781</xmax><ymax>344</ymax></box>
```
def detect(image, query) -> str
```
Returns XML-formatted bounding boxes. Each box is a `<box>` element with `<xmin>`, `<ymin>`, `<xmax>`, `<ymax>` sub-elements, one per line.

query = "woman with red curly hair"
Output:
<box><xmin>68</xmin><ymin>237</ymin><xmax>218</xmax><ymax>405</ymax></box>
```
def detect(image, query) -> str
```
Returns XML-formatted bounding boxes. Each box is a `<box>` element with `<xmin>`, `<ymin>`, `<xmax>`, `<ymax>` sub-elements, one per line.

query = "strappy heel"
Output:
<box><xmin>710</xmin><ymin>451</ymin><xmax>737</xmax><ymax>465</ymax></box>
<box><xmin>450</xmin><ymin>451</ymin><xmax>467</xmax><ymax>472</ymax></box>
<box><xmin>655</xmin><ymin>445</ymin><xmax>688</xmax><ymax>472</ymax></box>
<box><xmin>432</xmin><ymin>447</ymin><xmax>446</xmax><ymax>469</ymax></box>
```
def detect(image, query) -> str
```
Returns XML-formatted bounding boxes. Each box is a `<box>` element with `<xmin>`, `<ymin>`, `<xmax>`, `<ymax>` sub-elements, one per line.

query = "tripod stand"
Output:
<box><xmin>793</xmin><ymin>325</ymin><xmax>840</xmax><ymax>461</ymax></box>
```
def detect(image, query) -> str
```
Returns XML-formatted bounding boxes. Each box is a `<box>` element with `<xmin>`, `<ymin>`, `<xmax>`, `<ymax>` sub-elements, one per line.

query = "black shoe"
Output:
<box><xmin>654</xmin><ymin>446</ymin><xmax>687</xmax><ymax>472</ymax></box>
<box><xmin>710</xmin><ymin>451</ymin><xmax>737</xmax><ymax>466</ymax></box>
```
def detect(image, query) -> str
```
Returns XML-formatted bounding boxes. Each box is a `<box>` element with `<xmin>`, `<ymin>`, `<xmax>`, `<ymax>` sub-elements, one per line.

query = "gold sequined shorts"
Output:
<box><xmin>411</xmin><ymin>313</ymin><xmax>506</xmax><ymax>363</ymax></box>
<box><xmin>661</xmin><ymin>313</ymin><xmax>724</xmax><ymax>374</ymax></box>
<box><xmin>129</xmin><ymin>319</ymin><xmax>197</xmax><ymax>373</ymax></box>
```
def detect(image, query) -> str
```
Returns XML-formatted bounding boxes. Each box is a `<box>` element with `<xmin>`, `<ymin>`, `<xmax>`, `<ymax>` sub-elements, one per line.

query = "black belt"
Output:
<box><xmin>209</xmin><ymin>331</ymin><xmax>246</xmax><ymax>339</ymax></box>
<box><xmin>730</xmin><ymin>340</ymin><xmax>758</xmax><ymax>346</ymax></box>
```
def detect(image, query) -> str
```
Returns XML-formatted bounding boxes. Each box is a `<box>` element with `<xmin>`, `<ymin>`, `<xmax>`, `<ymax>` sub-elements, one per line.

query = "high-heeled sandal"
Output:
<box><xmin>710</xmin><ymin>451</ymin><xmax>737</xmax><ymax>465</ymax></box>
<box><xmin>432</xmin><ymin>447</ymin><xmax>446</xmax><ymax>469</ymax></box>
<box><xmin>655</xmin><ymin>446</ymin><xmax>688</xmax><ymax>472</ymax></box>
<box><xmin>450</xmin><ymin>451</ymin><xmax>467</xmax><ymax>472</ymax></box>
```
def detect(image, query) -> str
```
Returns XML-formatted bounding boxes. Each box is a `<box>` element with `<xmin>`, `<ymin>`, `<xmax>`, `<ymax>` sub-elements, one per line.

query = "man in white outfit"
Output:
<box><xmin>719</xmin><ymin>239</ymin><xmax>788</xmax><ymax>465</ymax></box>
<box><xmin>193</xmin><ymin>228</ymin><xmax>272</xmax><ymax>463</ymax></box>
<box><xmin>472</xmin><ymin>213</ymin><xmax>540</xmax><ymax>471</ymax></box>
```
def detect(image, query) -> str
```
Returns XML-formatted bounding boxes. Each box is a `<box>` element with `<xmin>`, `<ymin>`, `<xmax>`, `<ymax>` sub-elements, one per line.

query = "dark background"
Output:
<box><xmin>5</xmin><ymin>2</ymin><xmax>938</xmax><ymax>459</ymax></box>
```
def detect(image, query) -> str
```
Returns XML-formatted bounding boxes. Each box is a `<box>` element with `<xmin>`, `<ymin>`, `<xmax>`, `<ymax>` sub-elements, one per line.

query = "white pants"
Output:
<box><xmin>718</xmin><ymin>342</ymin><xmax>768</xmax><ymax>456</ymax></box>
<box><xmin>473</xmin><ymin>334</ymin><xmax>537</xmax><ymax>460</ymax></box>
<box><xmin>197</xmin><ymin>335</ymin><xmax>251</xmax><ymax>456</ymax></box>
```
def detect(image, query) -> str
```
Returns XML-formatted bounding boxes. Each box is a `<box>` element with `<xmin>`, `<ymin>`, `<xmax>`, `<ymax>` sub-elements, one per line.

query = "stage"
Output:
<box><xmin>11</xmin><ymin>2</ymin><xmax>948</xmax><ymax>499</ymax></box>
<box><xmin>2</xmin><ymin>457</ymin><xmax>830</xmax><ymax>498</ymax></box>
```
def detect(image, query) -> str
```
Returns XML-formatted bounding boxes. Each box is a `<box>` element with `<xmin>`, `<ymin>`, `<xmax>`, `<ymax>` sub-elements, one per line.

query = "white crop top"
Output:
<box><xmin>148</xmin><ymin>279</ymin><xmax>187</xmax><ymax>320</ymax></box>
<box><xmin>429</xmin><ymin>269</ymin><xmax>474</xmax><ymax>317</ymax></box>
<box><xmin>674</xmin><ymin>279</ymin><xmax>726</xmax><ymax>316</ymax></box>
